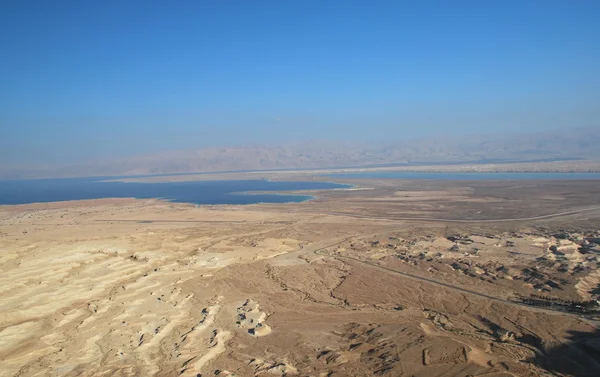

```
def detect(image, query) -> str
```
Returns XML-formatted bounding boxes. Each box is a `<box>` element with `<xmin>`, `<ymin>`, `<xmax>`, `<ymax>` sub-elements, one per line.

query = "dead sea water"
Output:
<box><xmin>0</xmin><ymin>177</ymin><xmax>350</xmax><ymax>205</ymax></box>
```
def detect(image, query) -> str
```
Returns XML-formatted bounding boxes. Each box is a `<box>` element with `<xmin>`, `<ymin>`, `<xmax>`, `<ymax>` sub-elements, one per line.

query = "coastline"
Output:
<box><xmin>100</xmin><ymin>160</ymin><xmax>600</xmax><ymax>183</ymax></box>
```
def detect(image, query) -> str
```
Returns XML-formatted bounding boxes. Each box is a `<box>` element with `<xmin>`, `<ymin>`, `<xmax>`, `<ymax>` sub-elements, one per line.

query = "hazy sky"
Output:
<box><xmin>1</xmin><ymin>1</ymin><xmax>599</xmax><ymax>165</ymax></box>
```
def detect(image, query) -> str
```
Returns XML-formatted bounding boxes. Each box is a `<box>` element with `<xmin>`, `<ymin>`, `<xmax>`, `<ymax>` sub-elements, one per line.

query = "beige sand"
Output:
<box><xmin>1</xmin><ymin>178</ymin><xmax>599</xmax><ymax>376</ymax></box>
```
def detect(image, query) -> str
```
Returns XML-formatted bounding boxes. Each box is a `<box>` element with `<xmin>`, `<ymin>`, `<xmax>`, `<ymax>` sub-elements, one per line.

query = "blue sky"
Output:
<box><xmin>1</xmin><ymin>1</ymin><xmax>599</xmax><ymax>165</ymax></box>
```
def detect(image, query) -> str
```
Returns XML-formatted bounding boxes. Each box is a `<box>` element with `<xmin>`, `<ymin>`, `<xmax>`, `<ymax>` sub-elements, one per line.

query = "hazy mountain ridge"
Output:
<box><xmin>3</xmin><ymin>127</ymin><xmax>598</xmax><ymax>179</ymax></box>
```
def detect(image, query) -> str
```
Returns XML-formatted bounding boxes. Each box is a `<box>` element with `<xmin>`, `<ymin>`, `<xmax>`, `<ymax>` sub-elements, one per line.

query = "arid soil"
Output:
<box><xmin>1</xmin><ymin>179</ymin><xmax>600</xmax><ymax>377</ymax></box>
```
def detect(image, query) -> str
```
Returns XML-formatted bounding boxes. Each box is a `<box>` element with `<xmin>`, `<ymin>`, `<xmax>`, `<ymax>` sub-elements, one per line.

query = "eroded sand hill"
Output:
<box><xmin>1</xmin><ymin>198</ymin><xmax>599</xmax><ymax>376</ymax></box>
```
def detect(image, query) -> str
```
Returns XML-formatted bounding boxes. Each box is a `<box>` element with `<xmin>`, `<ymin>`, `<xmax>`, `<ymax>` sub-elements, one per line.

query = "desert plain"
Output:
<box><xmin>1</xmin><ymin>175</ymin><xmax>600</xmax><ymax>377</ymax></box>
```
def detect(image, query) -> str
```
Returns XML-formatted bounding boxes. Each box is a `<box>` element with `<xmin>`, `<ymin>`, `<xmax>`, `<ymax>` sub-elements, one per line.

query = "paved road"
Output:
<box><xmin>323</xmin><ymin>205</ymin><xmax>600</xmax><ymax>223</ymax></box>
<box><xmin>94</xmin><ymin>205</ymin><xmax>600</xmax><ymax>224</ymax></box>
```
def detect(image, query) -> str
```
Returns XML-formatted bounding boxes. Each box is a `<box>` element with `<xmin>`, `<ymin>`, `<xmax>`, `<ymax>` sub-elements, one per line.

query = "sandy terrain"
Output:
<box><xmin>1</xmin><ymin>179</ymin><xmax>600</xmax><ymax>376</ymax></box>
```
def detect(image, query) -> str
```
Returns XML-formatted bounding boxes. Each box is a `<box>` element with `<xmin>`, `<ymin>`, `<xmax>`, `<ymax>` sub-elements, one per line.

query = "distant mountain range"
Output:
<box><xmin>2</xmin><ymin>126</ymin><xmax>599</xmax><ymax>179</ymax></box>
